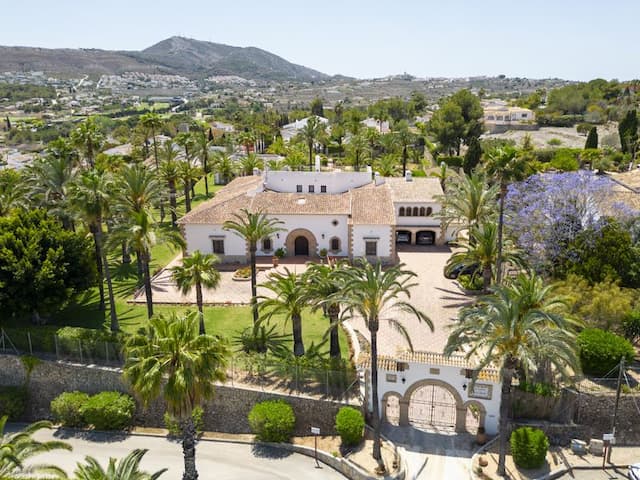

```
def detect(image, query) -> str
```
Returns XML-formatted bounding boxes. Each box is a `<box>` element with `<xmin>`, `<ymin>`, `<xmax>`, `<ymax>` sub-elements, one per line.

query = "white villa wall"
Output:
<box><xmin>264</xmin><ymin>171</ymin><xmax>372</xmax><ymax>194</ymax></box>
<box><xmin>372</xmin><ymin>361</ymin><xmax>502</xmax><ymax>435</ymax></box>
<box><xmin>184</xmin><ymin>224</ymin><xmax>247</xmax><ymax>258</ymax></box>
<box><xmin>352</xmin><ymin>225</ymin><xmax>392</xmax><ymax>259</ymax></box>
<box><xmin>395</xmin><ymin>202</ymin><xmax>442</xmax><ymax>227</ymax></box>
<box><xmin>256</xmin><ymin>214</ymin><xmax>350</xmax><ymax>257</ymax></box>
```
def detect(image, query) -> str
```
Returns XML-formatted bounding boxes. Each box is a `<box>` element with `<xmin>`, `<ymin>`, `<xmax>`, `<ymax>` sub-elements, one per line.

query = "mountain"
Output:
<box><xmin>0</xmin><ymin>36</ymin><xmax>329</xmax><ymax>82</ymax></box>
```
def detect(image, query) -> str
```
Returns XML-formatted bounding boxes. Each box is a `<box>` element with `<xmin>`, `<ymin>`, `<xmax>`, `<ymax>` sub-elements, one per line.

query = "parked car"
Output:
<box><xmin>630</xmin><ymin>463</ymin><xmax>640</xmax><ymax>480</ymax></box>
<box><xmin>444</xmin><ymin>262</ymin><xmax>480</xmax><ymax>279</ymax></box>
<box><xmin>416</xmin><ymin>231</ymin><xmax>435</xmax><ymax>245</ymax></box>
<box><xmin>396</xmin><ymin>232</ymin><xmax>410</xmax><ymax>244</ymax></box>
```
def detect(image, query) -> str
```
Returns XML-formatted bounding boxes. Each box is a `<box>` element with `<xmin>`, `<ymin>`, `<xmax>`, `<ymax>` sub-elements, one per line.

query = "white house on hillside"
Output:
<box><xmin>178</xmin><ymin>169</ymin><xmax>455</xmax><ymax>264</ymax></box>
<box><xmin>279</xmin><ymin>115</ymin><xmax>329</xmax><ymax>142</ymax></box>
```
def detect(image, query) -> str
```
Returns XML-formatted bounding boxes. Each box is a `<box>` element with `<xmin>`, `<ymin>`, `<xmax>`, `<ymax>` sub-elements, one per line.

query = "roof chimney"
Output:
<box><xmin>405</xmin><ymin>171</ymin><xmax>413</xmax><ymax>182</ymax></box>
<box><xmin>315</xmin><ymin>154</ymin><xmax>321</xmax><ymax>172</ymax></box>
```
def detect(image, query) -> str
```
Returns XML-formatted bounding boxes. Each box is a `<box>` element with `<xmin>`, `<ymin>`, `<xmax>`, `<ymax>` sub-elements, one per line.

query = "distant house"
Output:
<box><xmin>279</xmin><ymin>116</ymin><xmax>329</xmax><ymax>142</ymax></box>
<box><xmin>361</xmin><ymin>117</ymin><xmax>390</xmax><ymax>134</ymax></box>
<box><xmin>483</xmin><ymin>101</ymin><xmax>535</xmax><ymax>132</ymax></box>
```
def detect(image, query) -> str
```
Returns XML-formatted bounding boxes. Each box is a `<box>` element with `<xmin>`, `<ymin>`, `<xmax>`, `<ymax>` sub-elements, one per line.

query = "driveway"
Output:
<box><xmin>28</xmin><ymin>428</ymin><xmax>346</xmax><ymax>480</ymax></box>
<box><xmin>347</xmin><ymin>246</ymin><xmax>472</xmax><ymax>356</ymax></box>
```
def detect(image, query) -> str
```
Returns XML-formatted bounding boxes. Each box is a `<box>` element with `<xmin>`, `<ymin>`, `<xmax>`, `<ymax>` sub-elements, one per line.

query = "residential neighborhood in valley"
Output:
<box><xmin>1</xmin><ymin>2</ymin><xmax>640</xmax><ymax>480</ymax></box>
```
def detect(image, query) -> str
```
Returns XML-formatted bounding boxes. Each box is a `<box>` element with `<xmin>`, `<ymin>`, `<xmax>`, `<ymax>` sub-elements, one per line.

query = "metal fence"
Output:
<box><xmin>0</xmin><ymin>328</ymin><xmax>360</xmax><ymax>401</ymax></box>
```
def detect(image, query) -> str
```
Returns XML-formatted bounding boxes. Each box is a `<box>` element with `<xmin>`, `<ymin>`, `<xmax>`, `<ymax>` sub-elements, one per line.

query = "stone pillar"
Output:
<box><xmin>455</xmin><ymin>406</ymin><xmax>467</xmax><ymax>433</ymax></box>
<box><xmin>399</xmin><ymin>398</ymin><xmax>410</xmax><ymax>427</ymax></box>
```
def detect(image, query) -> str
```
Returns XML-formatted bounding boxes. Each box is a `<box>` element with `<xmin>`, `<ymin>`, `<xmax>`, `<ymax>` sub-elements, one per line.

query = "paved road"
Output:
<box><xmin>28</xmin><ymin>429</ymin><xmax>346</xmax><ymax>480</ymax></box>
<box><xmin>558</xmin><ymin>467</ymin><xmax>630</xmax><ymax>479</ymax></box>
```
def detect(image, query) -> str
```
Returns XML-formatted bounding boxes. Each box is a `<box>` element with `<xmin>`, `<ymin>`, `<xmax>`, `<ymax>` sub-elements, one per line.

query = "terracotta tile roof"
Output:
<box><xmin>385</xmin><ymin>177</ymin><xmax>443</xmax><ymax>202</ymax></box>
<box><xmin>350</xmin><ymin>184</ymin><xmax>395</xmax><ymax>225</ymax></box>
<box><xmin>252</xmin><ymin>191</ymin><xmax>351</xmax><ymax>216</ymax></box>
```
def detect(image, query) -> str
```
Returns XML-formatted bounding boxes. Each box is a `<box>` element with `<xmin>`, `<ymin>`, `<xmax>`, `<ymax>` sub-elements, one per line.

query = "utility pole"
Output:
<box><xmin>607</xmin><ymin>357</ymin><xmax>625</xmax><ymax>464</ymax></box>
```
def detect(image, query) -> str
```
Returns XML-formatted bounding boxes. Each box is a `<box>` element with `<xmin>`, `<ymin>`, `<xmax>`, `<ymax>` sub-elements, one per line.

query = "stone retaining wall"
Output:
<box><xmin>0</xmin><ymin>355</ymin><xmax>347</xmax><ymax>436</ymax></box>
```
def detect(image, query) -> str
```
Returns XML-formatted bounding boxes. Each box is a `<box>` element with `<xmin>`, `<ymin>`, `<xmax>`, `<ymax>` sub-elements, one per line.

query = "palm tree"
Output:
<box><xmin>0</xmin><ymin>416</ymin><xmax>71</xmax><ymax>479</ymax></box>
<box><xmin>259</xmin><ymin>268</ymin><xmax>307</xmax><ymax>356</ymax></box>
<box><xmin>177</xmin><ymin>159</ymin><xmax>202</xmax><ymax>214</ymax></box>
<box><xmin>212</xmin><ymin>151</ymin><xmax>235</xmax><ymax>184</ymax></box>
<box><xmin>71</xmin><ymin>117</ymin><xmax>104</xmax><ymax>168</ymax></box>
<box><xmin>159</xmin><ymin>143</ymin><xmax>180</xmax><ymax>228</ymax></box>
<box><xmin>240</xmin><ymin>153</ymin><xmax>262</xmax><ymax>176</ymax></box>
<box><xmin>171</xmin><ymin>251</ymin><xmax>221</xmax><ymax>334</ymax></box>
<box><xmin>484</xmin><ymin>146</ymin><xmax>530</xmax><ymax>284</ymax></box>
<box><xmin>223</xmin><ymin>209</ymin><xmax>285</xmax><ymax>325</ymax></box>
<box><xmin>445</xmin><ymin>273</ymin><xmax>579</xmax><ymax>476</ymax></box>
<box><xmin>346</xmin><ymin>132</ymin><xmax>368</xmax><ymax>172</ymax></box>
<box><xmin>338</xmin><ymin>260</ymin><xmax>432</xmax><ymax>470</ymax></box>
<box><xmin>298</xmin><ymin>116</ymin><xmax>326</xmax><ymax>170</ymax></box>
<box><xmin>70</xmin><ymin>169</ymin><xmax>119</xmax><ymax>330</ymax></box>
<box><xmin>110</xmin><ymin>209</ymin><xmax>185</xmax><ymax>318</ymax></box>
<box><xmin>192</xmin><ymin>125</ymin><xmax>212</xmax><ymax>196</ymax></box>
<box><xmin>139</xmin><ymin>113</ymin><xmax>164</xmax><ymax>169</ymax></box>
<box><xmin>114</xmin><ymin>163</ymin><xmax>164</xmax><ymax>216</ymax></box>
<box><xmin>303</xmin><ymin>261</ymin><xmax>347</xmax><ymax>359</ymax></box>
<box><xmin>447</xmin><ymin>222</ymin><xmax>523</xmax><ymax>292</ymax></box>
<box><xmin>394</xmin><ymin>121</ymin><xmax>415</xmax><ymax>177</ymax></box>
<box><xmin>0</xmin><ymin>169</ymin><xmax>28</xmax><ymax>216</ymax></box>
<box><xmin>124</xmin><ymin>312</ymin><xmax>229</xmax><ymax>480</ymax></box>
<box><xmin>436</xmin><ymin>173</ymin><xmax>498</xmax><ymax>239</ymax></box>
<box><xmin>74</xmin><ymin>449</ymin><xmax>167</xmax><ymax>480</ymax></box>
<box><xmin>374</xmin><ymin>154</ymin><xmax>400</xmax><ymax>177</ymax></box>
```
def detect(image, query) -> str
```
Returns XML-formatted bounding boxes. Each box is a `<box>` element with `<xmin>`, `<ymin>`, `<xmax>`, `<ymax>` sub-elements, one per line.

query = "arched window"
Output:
<box><xmin>419</xmin><ymin>207</ymin><xmax>426</xmax><ymax>216</ymax></box>
<box><xmin>330</xmin><ymin>237</ymin><xmax>341</xmax><ymax>252</ymax></box>
<box><xmin>406</xmin><ymin>207</ymin><xmax>412</xmax><ymax>217</ymax></box>
<box><xmin>399</xmin><ymin>207</ymin><xmax>405</xmax><ymax>216</ymax></box>
<box><xmin>426</xmin><ymin>207</ymin><xmax>433</xmax><ymax>216</ymax></box>
<box><xmin>413</xmin><ymin>207</ymin><xmax>419</xmax><ymax>216</ymax></box>
<box><xmin>262</xmin><ymin>237</ymin><xmax>272</xmax><ymax>251</ymax></box>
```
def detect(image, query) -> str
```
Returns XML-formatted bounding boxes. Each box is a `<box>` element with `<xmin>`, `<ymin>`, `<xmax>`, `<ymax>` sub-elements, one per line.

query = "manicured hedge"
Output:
<box><xmin>335</xmin><ymin>407</ymin><xmax>365</xmax><ymax>446</ymax></box>
<box><xmin>577</xmin><ymin>328</ymin><xmax>635</xmax><ymax>376</ymax></box>
<box><xmin>0</xmin><ymin>386</ymin><xmax>27</xmax><ymax>420</ymax></box>
<box><xmin>51</xmin><ymin>391</ymin><xmax>89</xmax><ymax>427</ymax></box>
<box><xmin>81</xmin><ymin>391</ymin><xmax>135</xmax><ymax>430</ymax></box>
<box><xmin>510</xmin><ymin>426</ymin><xmax>549</xmax><ymax>469</ymax></box>
<box><xmin>248</xmin><ymin>400</ymin><xmax>295</xmax><ymax>442</ymax></box>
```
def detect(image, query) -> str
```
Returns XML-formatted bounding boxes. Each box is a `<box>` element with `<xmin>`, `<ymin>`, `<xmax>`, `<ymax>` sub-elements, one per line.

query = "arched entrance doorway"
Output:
<box><xmin>408</xmin><ymin>384</ymin><xmax>457</xmax><ymax>430</ymax></box>
<box><xmin>294</xmin><ymin>236</ymin><xmax>309</xmax><ymax>256</ymax></box>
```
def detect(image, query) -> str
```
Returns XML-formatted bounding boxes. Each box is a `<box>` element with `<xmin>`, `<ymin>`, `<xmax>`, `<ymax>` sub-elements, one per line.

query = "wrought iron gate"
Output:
<box><xmin>408</xmin><ymin>385</ymin><xmax>457</xmax><ymax>430</ymax></box>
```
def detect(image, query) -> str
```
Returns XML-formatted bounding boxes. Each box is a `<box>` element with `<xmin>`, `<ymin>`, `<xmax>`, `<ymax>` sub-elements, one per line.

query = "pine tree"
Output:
<box><xmin>585</xmin><ymin>126</ymin><xmax>598</xmax><ymax>149</ymax></box>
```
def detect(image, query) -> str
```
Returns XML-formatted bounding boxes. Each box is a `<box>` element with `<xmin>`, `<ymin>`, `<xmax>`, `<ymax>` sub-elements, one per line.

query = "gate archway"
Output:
<box><xmin>408</xmin><ymin>384</ymin><xmax>458</xmax><ymax>431</ymax></box>
<box><xmin>285</xmin><ymin>229</ymin><xmax>317</xmax><ymax>257</ymax></box>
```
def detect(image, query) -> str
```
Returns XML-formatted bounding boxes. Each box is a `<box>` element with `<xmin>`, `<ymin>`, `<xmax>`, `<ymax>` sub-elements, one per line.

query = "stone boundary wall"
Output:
<box><xmin>0</xmin><ymin>355</ymin><xmax>348</xmax><ymax>436</ymax></box>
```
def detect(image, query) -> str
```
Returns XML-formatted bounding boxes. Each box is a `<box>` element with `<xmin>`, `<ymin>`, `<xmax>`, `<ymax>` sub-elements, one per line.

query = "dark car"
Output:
<box><xmin>416</xmin><ymin>231</ymin><xmax>435</xmax><ymax>245</ymax></box>
<box><xmin>444</xmin><ymin>263</ymin><xmax>480</xmax><ymax>279</ymax></box>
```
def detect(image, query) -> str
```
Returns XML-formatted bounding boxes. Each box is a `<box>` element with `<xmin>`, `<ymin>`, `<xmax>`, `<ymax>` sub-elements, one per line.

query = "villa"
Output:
<box><xmin>178</xmin><ymin>167</ymin><xmax>455</xmax><ymax>264</ymax></box>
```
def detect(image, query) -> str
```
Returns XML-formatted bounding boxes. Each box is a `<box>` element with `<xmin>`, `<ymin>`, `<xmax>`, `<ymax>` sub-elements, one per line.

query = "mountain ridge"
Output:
<box><xmin>0</xmin><ymin>36</ymin><xmax>330</xmax><ymax>82</ymax></box>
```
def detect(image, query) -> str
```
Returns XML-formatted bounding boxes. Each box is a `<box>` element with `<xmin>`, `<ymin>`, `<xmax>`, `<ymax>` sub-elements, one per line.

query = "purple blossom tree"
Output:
<box><xmin>505</xmin><ymin>171</ymin><xmax>624</xmax><ymax>274</ymax></box>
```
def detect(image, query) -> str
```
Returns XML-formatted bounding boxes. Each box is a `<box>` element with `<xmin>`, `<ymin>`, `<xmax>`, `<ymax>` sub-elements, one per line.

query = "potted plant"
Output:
<box><xmin>273</xmin><ymin>247</ymin><xmax>286</xmax><ymax>267</ymax></box>
<box><xmin>476</xmin><ymin>426</ymin><xmax>487</xmax><ymax>446</ymax></box>
<box><xmin>319</xmin><ymin>247</ymin><xmax>328</xmax><ymax>262</ymax></box>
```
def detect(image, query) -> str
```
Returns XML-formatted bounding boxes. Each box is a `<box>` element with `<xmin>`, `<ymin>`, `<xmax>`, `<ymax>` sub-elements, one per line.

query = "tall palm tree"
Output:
<box><xmin>298</xmin><ymin>116</ymin><xmax>326</xmax><ymax>170</ymax></box>
<box><xmin>70</xmin><ymin>169</ymin><xmax>119</xmax><ymax>330</ymax></box>
<box><xmin>159</xmin><ymin>143</ymin><xmax>180</xmax><ymax>228</ymax></box>
<box><xmin>139</xmin><ymin>113</ymin><xmax>164</xmax><ymax>169</ymax></box>
<box><xmin>338</xmin><ymin>260</ymin><xmax>432</xmax><ymax>470</ymax></box>
<box><xmin>223</xmin><ymin>209</ymin><xmax>285</xmax><ymax>325</ymax></box>
<box><xmin>346</xmin><ymin>132</ymin><xmax>368</xmax><ymax>172</ymax></box>
<box><xmin>374</xmin><ymin>154</ymin><xmax>401</xmax><ymax>177</ymax></box>
<box><xmin>212</xmin><ymin>151</ymin><xmax>235</xmax><ymax>184</ymax></box>
<box><xmin>445</xmin><ymin>273</ymin><xmax>579</xmax><ymax>476</ymax></box>
<box><xmin>177</xmin><ymin>159</ymin><xmax>202</xmax><ymax>214</ymax></box>
<box><xmin>436</xmin><ymin>173</ymin><xmax>498</xmax><ymax>239</ymax></box>
<box><xmin>171</xmin><ymin>251</ymin><xmax>221</xmax><ymax>335</ymax></box>
<box><xmin>114</xmin><ymin>163</ymin><xmax>164</xmax><ymax>216</ymax></box>
<box><xmin>0</xmin><ymin>416</ymin><xmax>71</xmax><ymax>479</ymax></box>
<box><xmin>446</xmin><ymin>222</ymin><xmax>523</xmax><ymax>292</ymax></box>
<box><xmin>394</xmin><ymin>120</ymin><xmax>415</xmax><ymax>177</ymax></box>
<box><xmin>192</xmin><ymin>125</ymin><xmax>212</xmax><ymax>196</ymax></box>
<box><xmin>71</xmin><ymin>117</ymin><xmax>104</xmax><ymax>168</ymax></box>
<box><xmin>124</xmin><ymin>312</ymin><xmax>229</xmax><ymax>480</ymax></box>
<box><xmin>240</xmin><ymin>153</ymin><xmax>262</xmax><ymax>176</ymax></box>
<box><xmin>110</xmin><ymin>209</ymin><xmax>184</xmax><ymax>318</ymax></box>
<box><xmin>303</xmin><ymin>261</ymin><xmax>347</xmax><ymax>359</ymax></box>
<box><xmin>484</xmin><ymin>146</ymin><xmax>530</xmax><ymax>284</ymax></box>
<box><xmin>0</xmin><ymin>168</ymin><xmax>28</xmax><ymax>216</ymax></box>
<box><xmin>74</xmin><ymin>449</ymin><xmax>167</xmax><ymax>480</ymax></box>
<box><xmin>259</xmin><ymin>268</ymin><xmax>307</xmax><ymax>356</ymax></box>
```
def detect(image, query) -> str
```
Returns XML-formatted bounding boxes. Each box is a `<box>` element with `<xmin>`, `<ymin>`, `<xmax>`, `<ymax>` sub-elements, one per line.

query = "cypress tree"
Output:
<box><xmin>619</xmin><ymin>110</ymin><xmax>638</xmax><ymax>154</ymax></box>
<box><xmin>585</xmin><ymin>126</ymin><xmax>598</xmax><ymax>149</ymax></box>
<box><xmin>463</xmin><ymin>137</ymin><xmax>482</xmax><ymax>174</ymax></box>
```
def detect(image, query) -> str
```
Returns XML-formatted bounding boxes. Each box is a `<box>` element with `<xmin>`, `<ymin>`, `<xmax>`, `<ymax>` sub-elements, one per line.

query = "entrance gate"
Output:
<box><xmin>408</xmin><ymin>384</ymin><xmax>457</xmax><ymax>430</ymax></box>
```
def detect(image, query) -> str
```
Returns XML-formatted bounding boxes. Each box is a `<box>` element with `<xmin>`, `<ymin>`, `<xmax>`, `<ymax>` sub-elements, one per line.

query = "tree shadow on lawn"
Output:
<box><xmin>251</xmin><ymin>443</ymin><xmax>293</xmax><ymax>459</ymax></box>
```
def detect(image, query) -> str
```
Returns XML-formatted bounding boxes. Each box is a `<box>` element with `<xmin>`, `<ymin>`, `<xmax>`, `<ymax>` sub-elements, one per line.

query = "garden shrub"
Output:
<box><xmin>510</xmin><ymin>426</ymin><xmax>549</xmax><ymax>469</ymax></box>
<box><xmin>164</xmin><ymin>406</ymin><xmax>204</xmax><ymax>437</ymax></box>
<box><xmin>248</xmin><ymin>400</ymin><xmax>295</xmax><ymax>442</ymax></box>
<box><xmin>458</xmin><ymin>273</ymin><xmax>483</xmax><ymax>291</ymax></box>
<box><xmin>577</xmin><ymin>328</ymin><xmax>635</xmax><ymax>376</ymax></box>
<box><xmin>623</xmin><ymin>310</ymin><xmax>640</xmax><ymax>344</ymax></box>
<box><xmin>50</xmin><ymin>391</ymin><xmax>89</xmax><ymax>427</ymax></box>
<box><xmin>81</xmin><ymin>391</ymin><xmax>135</xmax><ymax>430</ymax></box>
<box><xmin>0</xmin><ymin>386</ymin><xmax>27</xmax><ymax>420</ymax></box>
<box><xmin>335</xmin><ymin>407</ymin><xmax>365</xmax><ymax>446</ymax></box>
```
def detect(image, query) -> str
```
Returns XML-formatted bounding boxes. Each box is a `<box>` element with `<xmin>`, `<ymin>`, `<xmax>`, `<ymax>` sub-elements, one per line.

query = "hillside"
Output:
<box><xmin>0</xmin><ymin>37</ymin><xmax>329</xmax><ymax>82</ymax></box>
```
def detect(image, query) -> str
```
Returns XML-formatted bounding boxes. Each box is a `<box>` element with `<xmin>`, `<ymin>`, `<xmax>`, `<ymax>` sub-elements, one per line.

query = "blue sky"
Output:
<box><xmin>3</xmin><ymin>0</ymin><xmax>638</xmax><ymax>81</ymax></box>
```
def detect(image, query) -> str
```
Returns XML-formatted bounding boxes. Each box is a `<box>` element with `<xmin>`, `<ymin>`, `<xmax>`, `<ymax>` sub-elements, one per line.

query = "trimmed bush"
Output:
<box><xmin>51</xmin><ymin>391</ymin><xmax>89</xmax><ymax>427</ymax></box>
<box><xmin>81</xmin><ymin>391</ymin><xmax>135</xmax><ymax>431</ymax></box>
<box><xmin>577</xmin><ymin>328</ymin><xmax>635</xmax><ymax>376</ymax></box>
<box><xmin>510</xmin><ymin>426</ymin><xmax>549</xmax><ymax>469</ymax></box>
<box><xmin>248</xmin><ymin>400</ymin><xmax>295</xmax><ymax>442</ymax></box>
<box><xmin>164</xmin><ymin>407</ymin><xmax>204</xmax><ymax>437</ymax></box>
<box><xmin>335</xmin><ymin>407</ymin><xmax>365</xmax><ymax>446</ymax></box>
<box><xmin>0</xmin><ymin>386</ymin><xmax>27</xmax><ymax>420</ymax></box>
